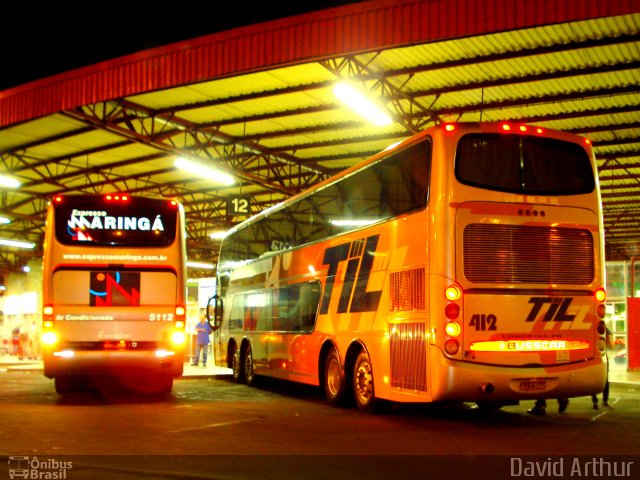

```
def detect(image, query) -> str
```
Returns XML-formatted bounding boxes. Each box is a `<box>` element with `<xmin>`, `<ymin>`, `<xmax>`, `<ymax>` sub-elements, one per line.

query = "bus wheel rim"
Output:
<box><xmin>232</xmin><ymin>349</ymin><xmax>241</xmax><ymax>377</ymax></box>
<box><xmin>355</xmin><ymin>360</ymin><xmax>373</xmax><ymax>403</ymax></box>
<box><xmin>244</xmin><ymin>347</ymin><xmax>253</xmax><ymax>379</ymax></box>
<box><xmin>326</xmin><ymin>357</ymin><xmax>341</xmax><ymax>397</ymax></box>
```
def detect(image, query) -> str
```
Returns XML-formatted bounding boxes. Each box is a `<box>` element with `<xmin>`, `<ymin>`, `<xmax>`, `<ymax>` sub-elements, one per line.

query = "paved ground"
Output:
<box><xmin>1</xmin><ymin>353</ymin><xmax>637</xmax><ymax>386</ymax></box>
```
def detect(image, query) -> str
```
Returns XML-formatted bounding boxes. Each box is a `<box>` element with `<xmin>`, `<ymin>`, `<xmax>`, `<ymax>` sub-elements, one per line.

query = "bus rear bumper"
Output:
<box><xmin>430</xmin><ymin>357</ymin><xmax>607</xmax><ymax>403</ymax></box>
<box><xmin>43</xmin><ymin>349</ymin><xmax>184</xmax><ymax>379</ymax></box>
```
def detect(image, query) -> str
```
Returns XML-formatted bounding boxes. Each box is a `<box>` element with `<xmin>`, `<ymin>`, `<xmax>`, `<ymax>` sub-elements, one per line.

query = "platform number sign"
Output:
<box><xmin>227</xmin><ymin>196</ymin><xmax>251</xmax><ymax>216</ymax></box>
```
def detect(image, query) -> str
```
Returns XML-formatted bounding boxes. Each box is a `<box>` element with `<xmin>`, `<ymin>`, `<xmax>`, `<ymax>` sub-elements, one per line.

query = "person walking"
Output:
<box><xmin>192</xmin><ymin>315</ymin><xmax>213</xmax><ymax>367</ymax></box>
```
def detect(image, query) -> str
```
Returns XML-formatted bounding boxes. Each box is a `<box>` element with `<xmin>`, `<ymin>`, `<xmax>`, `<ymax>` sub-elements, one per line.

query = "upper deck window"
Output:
<box><xmin>455</xmin><ymin>134</ymin><xmax>595</xmax><ymax>195</ymax></box>
<box><xmin>218</xmin><ymin>139</ymin><xmax>431</xmax><ymax>266</ymax></box>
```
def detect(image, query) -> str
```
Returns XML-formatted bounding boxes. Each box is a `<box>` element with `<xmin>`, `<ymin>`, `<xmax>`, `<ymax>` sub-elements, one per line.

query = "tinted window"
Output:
<box><xmin>456</xmin><ymin>134</ymin><xmax>594</xmax><ymax>195</ymax></box>
<box><xmin>227</xmin><ymin>281</ymin><xmax>322</xmax><ymax>333</ymax></box>
<box><xmin>219</xmin><ymin>139</ymin><xmax>431</xmax><ymax>266</ymax></box>
<box><xmin>53</xmin><ymin>195</ymin><xmax>179</xmax><ymax>247</ymax></box>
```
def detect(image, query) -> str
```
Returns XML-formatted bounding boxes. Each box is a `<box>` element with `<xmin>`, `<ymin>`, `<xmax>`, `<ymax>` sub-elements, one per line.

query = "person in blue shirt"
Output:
<box><xmin>192</xmin><ymin>315</ymin><xmax>213</xmax><ymax>367</ymax></box>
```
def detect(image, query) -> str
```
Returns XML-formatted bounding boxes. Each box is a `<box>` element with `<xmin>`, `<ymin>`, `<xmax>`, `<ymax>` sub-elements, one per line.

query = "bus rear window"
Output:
<box><xmin>455</xmin><ymin>134</ymin><xmax>595</xmax><ymax>195</ymax></box>
<box><xmin>53</xmin><ymin>196</ymin><xmax>179</xmax><ymax>247</ymax></box>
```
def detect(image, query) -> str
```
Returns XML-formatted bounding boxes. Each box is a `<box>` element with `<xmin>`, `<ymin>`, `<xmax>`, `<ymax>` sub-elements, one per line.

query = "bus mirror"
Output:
<box><xmin>206</xmin><ymin>295</ymin><xmax>223</xmax><ymax>330</ymax></box>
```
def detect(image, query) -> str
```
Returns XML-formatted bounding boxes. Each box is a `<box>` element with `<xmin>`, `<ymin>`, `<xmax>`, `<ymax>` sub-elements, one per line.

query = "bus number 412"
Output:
<box><xmin>469</xmin><ymin>314</ymin><xmax>497</xmax><ymax>331</ymax></box>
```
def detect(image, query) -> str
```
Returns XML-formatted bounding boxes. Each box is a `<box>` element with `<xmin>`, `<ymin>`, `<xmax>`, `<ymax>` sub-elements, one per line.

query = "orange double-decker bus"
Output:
<box><xmin>210</xmin><ymin>122</ymin><xmax>607</xmax><ymax>412</ymax></box>
<box><xmin>41</xmin><ymin>194</ymin><xmax>187</xmax><ymax>395</ymax></box>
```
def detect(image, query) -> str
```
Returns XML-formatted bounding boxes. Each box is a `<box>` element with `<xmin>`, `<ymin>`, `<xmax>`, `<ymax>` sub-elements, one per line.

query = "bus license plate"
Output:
<box><xmin>519</xmin><ymin>379</ymin><xmax>547</xmax><ymax>392</ymax></box>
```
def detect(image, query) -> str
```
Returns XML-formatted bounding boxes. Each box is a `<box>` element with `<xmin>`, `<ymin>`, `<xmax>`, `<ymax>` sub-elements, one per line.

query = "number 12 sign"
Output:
<box><xmin>227</xmin><ymin>196</ymin><xmax>251</xmax><ymax>216</ymax></box>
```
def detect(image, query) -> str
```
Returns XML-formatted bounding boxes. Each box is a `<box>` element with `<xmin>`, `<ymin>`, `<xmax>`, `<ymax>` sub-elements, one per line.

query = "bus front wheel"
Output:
<box><xmin>353</xmin><ymin>351</ymin><xmax>379</xmax><ymax>413</ymax></box>
<box><xmin>323</xmin><ymin>349</ymin><xmax>347</xmax><ymax>406</ymax></box>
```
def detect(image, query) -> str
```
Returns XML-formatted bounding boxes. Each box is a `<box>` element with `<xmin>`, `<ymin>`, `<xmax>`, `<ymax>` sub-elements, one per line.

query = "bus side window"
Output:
<box><xmin>228</xmin><ymin>296</ymin><xmax>244</xmax><ymax>331</ymax></box>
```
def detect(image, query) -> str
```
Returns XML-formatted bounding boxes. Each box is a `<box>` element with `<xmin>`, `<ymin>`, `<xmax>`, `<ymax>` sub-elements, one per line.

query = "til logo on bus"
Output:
<box><xmin>320</xmin><ymin>235</ymin><xmax>382</xmax><ymax>314</ymax></box>
<box><xmin>526</xmin><ymin>297</ymin><xmax>576</xmax><ymax>322</ymax></box>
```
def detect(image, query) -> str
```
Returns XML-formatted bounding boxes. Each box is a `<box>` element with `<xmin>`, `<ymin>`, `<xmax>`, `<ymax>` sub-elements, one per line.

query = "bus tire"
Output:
<box><xmin>54</xmin><ymin>376</ymin><xmax>79</xmax><ymax>394</ymax></box>
<box><xmin>243</xmin><ymin>342</ymin><xmax>256</xmax><ymax>387</ymax></box>
<box><xmin>323</xmin><ymin>349</ymin><xmax>347</xmax><ymax>406</ymax></box>
<box><xmin>353</xmin><ymin>351</ymin><xmax>379</xmax><ymax>413</ymax></box>
<box><xmin>231</xmin><ymin>343</ymin><xmax>245</xmax><ymax>384</ymax></box>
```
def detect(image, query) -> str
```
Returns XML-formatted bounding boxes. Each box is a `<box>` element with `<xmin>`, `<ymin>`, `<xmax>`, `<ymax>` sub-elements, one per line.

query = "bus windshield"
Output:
<box><xmin>53</xmin><ymin>195</ymin><xmax>178</xmax><ymax>247</ymax></box>
<box><xmin>455</xmin><ymin>133</ymin><xmax>595</xmax><ymax>195</ymax></box>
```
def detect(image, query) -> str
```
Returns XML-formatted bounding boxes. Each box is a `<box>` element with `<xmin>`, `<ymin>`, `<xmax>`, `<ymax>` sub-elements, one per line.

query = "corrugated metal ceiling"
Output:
<box><xmin>0</xmin><ymin>0</ymin><xmax>639</xmax><ymax>273</ymax></box>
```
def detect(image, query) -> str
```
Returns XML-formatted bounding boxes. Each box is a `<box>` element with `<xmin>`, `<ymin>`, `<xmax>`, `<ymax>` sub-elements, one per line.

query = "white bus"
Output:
<box><xmin>210</xmin><ymin>122</ymin><xmax>608</xmax><ymax>412</ymax></box>
<box><xmin>41</xmin><ymin>194</ymin><xmax>187</xmax><ymax>395</ymax></box>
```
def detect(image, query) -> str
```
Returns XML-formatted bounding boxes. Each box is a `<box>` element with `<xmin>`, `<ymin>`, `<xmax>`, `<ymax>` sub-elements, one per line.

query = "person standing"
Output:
<box><xmin>528</xmin><ymin>398</ymin><xmax>569</xmax><ymax>416</ymax></box>
<box><xmin>592</xmin><ymin>325</ymin><xmax>613</xmax><ymax>409</ymax></box>
<box><xmin>192</xmin><ymin>315</ymin><xmax>213</xmax><ymax>367</ymax></box>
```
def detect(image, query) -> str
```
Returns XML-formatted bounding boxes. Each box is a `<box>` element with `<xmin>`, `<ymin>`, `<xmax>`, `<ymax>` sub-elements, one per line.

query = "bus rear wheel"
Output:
<box><xmin>54</xmin><ymin>376</ymin><xmax>80</xmax><ymax>394</ymax></box>
<box><xmin>243</xmin><ymin>342</ymin><xmax>256</xmax><ymax>386</ymax></box>
<box><xmin>231</xmin><ymin>343</ymin><xmax>245</xmax><ymax>384</ymax></box>
<box><xmin>353</xmin><ymin>351</ymin><xmax>379</xmax><ymax>413</ymax></box>
<box><xmin>323</xmin><ymin>349</ymin><xmax>347</xmax><ymax>406</ymax></box>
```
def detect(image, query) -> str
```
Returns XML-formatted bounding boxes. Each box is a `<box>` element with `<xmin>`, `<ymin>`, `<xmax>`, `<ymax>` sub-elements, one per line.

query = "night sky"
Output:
<box><xmin>1</xmin><ymin>1</ymin><xmax>366</xmax><ymax>91</ymax></box>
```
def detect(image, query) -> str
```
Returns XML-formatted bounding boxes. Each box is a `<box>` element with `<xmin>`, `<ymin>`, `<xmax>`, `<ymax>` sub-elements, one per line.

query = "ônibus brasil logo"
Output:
<box><xmin>8</xmin><ymin>456</ymin><xmax>72</xmax><ymax>479</ymax></box>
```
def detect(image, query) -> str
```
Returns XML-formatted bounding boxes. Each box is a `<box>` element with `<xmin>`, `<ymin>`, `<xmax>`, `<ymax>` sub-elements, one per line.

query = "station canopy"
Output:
<box><xmin>0</xmin><ymin>0</ymin><xmax>639</xmax><ymax>273</ymax></box>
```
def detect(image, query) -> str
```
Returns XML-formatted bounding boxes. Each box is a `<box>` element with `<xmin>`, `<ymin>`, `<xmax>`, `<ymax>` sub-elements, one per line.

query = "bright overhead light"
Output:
<box><xmin>175</xmin><ymin>158</ymin><xmax>235</xmax><ymax>186</ymax></box>
<box><xmin>186</xmin><ymin>261</ymin><xmax>215</xmax><ymax>269</ymax></box>
<box><xmin>0</xmin><ymin>216</ymin><xmax>11</xmax><ymax>224</ymax></box>
<box><xmin>0</xmin><ymin>238</ymin><xmax>35</xmax><ymax>249</ymax></box>
<box><xmin>0</xmin><ymin>175</ymin><xmax>20</xmax><ymax>188</ymax></box>
<box><xmin>333</xmin><ymin>82</ymin><xmax>392</xmax><ymax>127</ymax></box>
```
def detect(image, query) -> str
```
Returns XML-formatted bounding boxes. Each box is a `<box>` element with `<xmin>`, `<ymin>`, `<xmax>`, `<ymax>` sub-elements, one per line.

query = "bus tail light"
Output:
<box><xmin>105</xmin><ymin>194</ymin><xmax>130</xmax><ymax>202</ymax></box>
<box><xmin>171</xmin><ymin>331</ymin><xmax>186</xmax><ymax>346</ymax></box>
<box><xmin>595</xmin><ymin>288</ymin><xmax>606</xmax><ymax>319</ymax></box>
<box><xmin>445</xmin><ymin>322</ymin><xmax>461</xmax><ymax>337</ymax></box>
<box><xmin>445</xmin><ymin>285</ymin><xmax>462</xmax><ymax>302</ymax></box>
<box><xmin>444</xmin><ymin>284</ymin><xmax>463</xmax><ymax>356</ymax></box>
<box><xmin>445</xmin><ymin>303</ymin><xmax>460</xmax><ymax>320</ymax></box>
<box><xmin>41</xmin><ymin>331</ymin><xmax>58</xmax><ymax>346</ymax></box>
<box><xmin>445</xmin><ymin>339</ymin><xmax>459</xmax><ymax>355</ymax></box>
<box><xmin>172</xmin><ymin>310</ymin><xmax>187</xmax><ymax>346</ymax></box>
<box><xmin>43</xmin><ymin>305</ymin><xmax>54</xmax><ymax>321</ymax></box>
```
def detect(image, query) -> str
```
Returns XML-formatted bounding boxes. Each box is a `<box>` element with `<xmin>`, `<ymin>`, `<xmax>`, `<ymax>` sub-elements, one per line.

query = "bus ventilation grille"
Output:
<box><xmin>463</xmin><ymin>224</ymin><xmax>594</xmax><ymax>284</ymax></box>
<box><xmin>389</xmin><ymin>268</ymin><xmax>425</xmax><ymax>312</ymax></box>
<box><xmin>390</xmin><ymin>322</ymin><xmax>428</xmax><ymax>392</ymax></box>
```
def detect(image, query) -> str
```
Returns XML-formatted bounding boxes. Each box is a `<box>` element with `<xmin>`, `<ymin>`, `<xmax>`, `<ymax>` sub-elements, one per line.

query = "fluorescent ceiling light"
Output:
<box><xmin>0</xmin><ymin>175</ymin><xmax>20</xmax><ymax>188</ymax></box>
<box><xmin>0</xmin><ymin>238</ymin><xmax>35</xmax><ymax>249</ymax></box>
<box><xmin>175</xmin><ymin>158</ymin><xmax>235</xmax><ymax>186</ymax></box>
<box><xmin>187</xmin><ymin>261</ymin><xmax>215</xmax><ymax>269</ymax></box>
<box><xmin>0</xmin><ymin>216</ymin><xmax>11</xmax><ymax>224</ymax></box>
<box><xmin>333</xmin><ymin>82</ymin><xmax>392</xmax><ymax>127</ymax></box>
